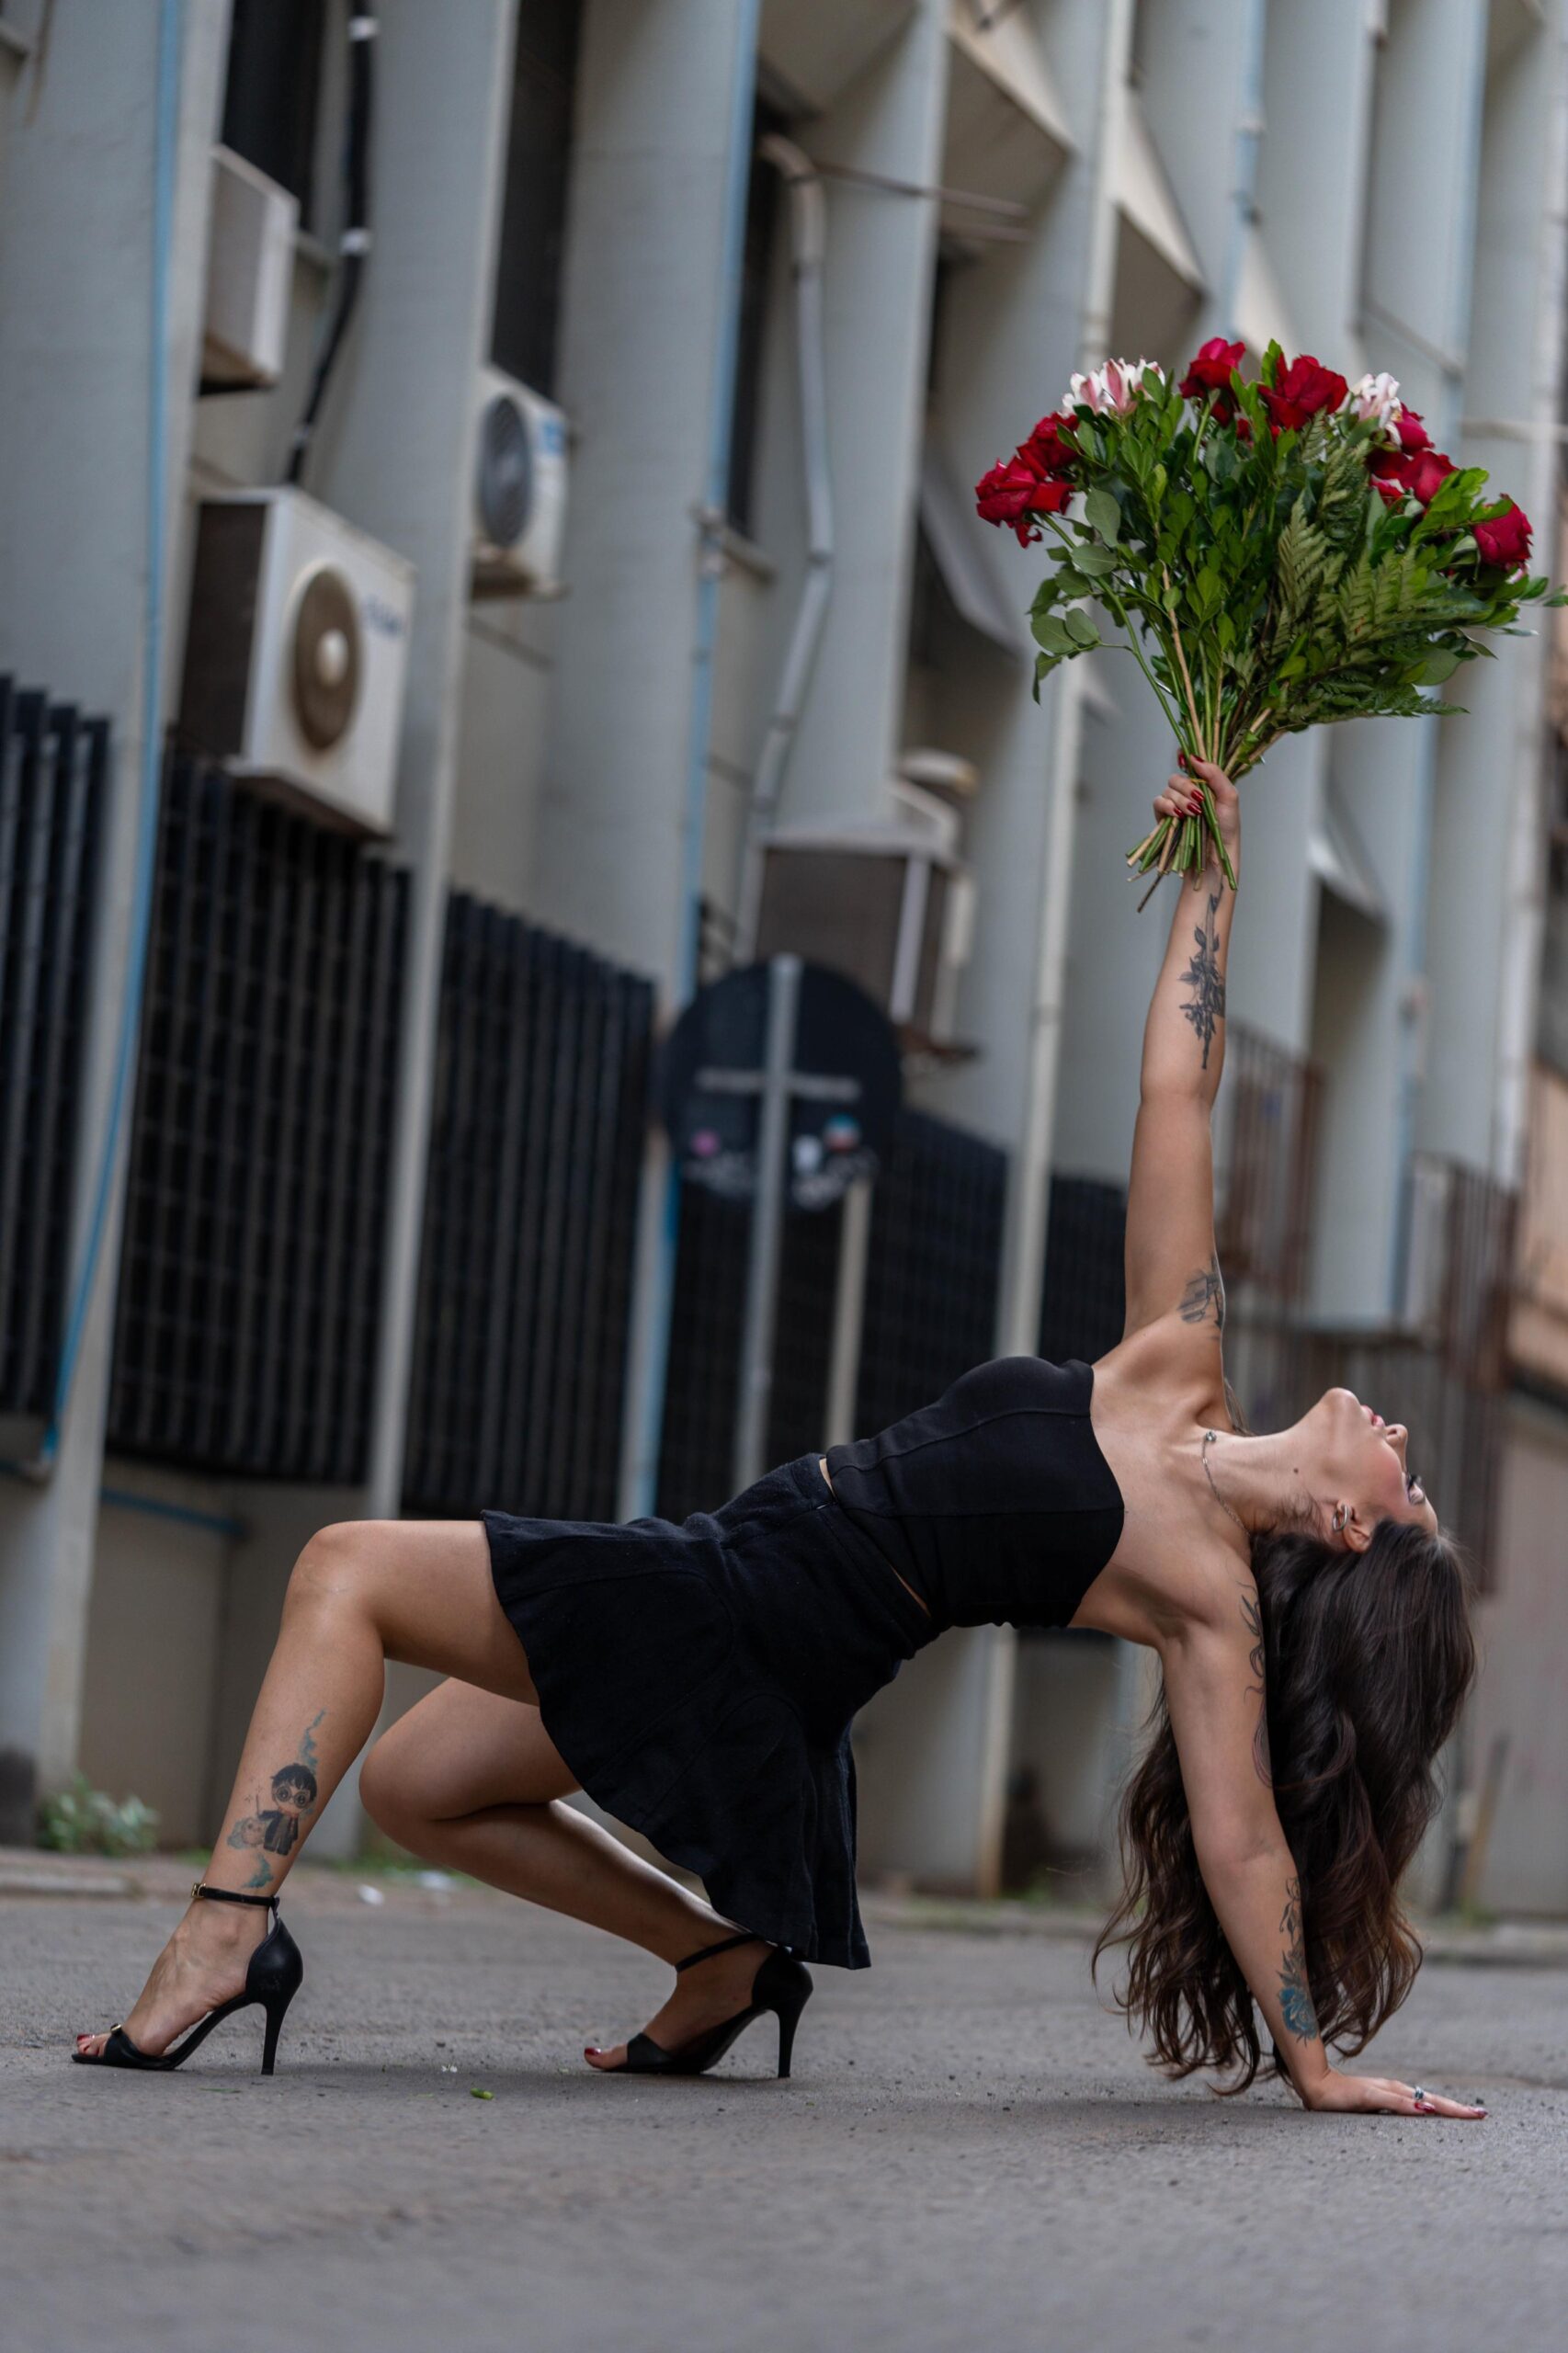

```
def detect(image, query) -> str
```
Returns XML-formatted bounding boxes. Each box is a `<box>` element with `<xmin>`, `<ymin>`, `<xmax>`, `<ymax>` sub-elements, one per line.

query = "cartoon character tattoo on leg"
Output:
<box><xmin>226</xmin><ymin>1714</ymin><xmax>325</xmax><ymax>1889</ymax></box>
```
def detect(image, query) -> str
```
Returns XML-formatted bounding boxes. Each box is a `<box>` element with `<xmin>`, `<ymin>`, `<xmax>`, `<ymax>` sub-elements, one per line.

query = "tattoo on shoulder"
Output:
<box><xmin>1180</xmin><ymin>1253</ymin><xmax>1226</xmax><ymax>1331</ymax></box>
<box><xmin>1278</xmin><ymin>1876</ymin><xmax>1319</xmax><ymax>2042</ymax></box>
<box><xmin>1239</xmin><ymin>1586</ymin><xmax>1270</xmax><ymax>1789</ymax></box>
<box><xmin>1179</xmin><ymin>891</ymin><xmax>1226</xmax><ymax>1069</ymax></box>
<box><xmin>222</xmin><ymin>1711</ymin><xmax>326</xmax><ymax>1891</ymax></box>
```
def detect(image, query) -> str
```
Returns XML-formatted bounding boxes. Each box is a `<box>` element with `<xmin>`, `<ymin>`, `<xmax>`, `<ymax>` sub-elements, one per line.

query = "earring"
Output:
<box><xmin>1331</xmin><ymin>1503</ymin><xmax>1349</xmax><ymax>1536</ymax></box>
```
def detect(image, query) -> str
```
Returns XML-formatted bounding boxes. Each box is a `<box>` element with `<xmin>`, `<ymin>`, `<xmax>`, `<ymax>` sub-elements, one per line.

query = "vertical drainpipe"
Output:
<box><xmin>620</xmin><ymin>0</ymin><xmax>763</xmax><ymax>1518</ymax></box>
<box><xmin>995</xmin><ymin>0</ymin><xmax>1131</xmax><ymax>1362</ymax></box>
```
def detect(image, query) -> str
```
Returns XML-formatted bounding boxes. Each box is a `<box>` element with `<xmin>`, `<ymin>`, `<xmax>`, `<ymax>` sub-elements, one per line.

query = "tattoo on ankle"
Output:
<box><xmin>1179</xmin><ymin>891</ymin><xmax>1226</xmax><ymax>1068</ymax></box>
<box><xmin>1278</xmin><ymin>1876</ymin><xmax>1319</xmax><ymax>2041</ymax></box>
<box><xmin>224</xmin><ymin>1715</ymin><xmax>326</xmax><ymax>1881</ymax></box>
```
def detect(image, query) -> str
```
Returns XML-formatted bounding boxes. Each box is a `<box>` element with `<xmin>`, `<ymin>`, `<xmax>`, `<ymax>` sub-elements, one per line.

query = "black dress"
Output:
<box><xmin>483</xmin><ymin>1355</ymin><xmax>1125</xmax><ymax>1969</ymax></box>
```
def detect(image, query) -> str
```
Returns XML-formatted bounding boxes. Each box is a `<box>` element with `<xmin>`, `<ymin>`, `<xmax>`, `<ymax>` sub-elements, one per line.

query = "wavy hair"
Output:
<box><xmin>1093</xmin><ymin>1515</ymin><xmax>1476</xmax><ymax>2090</ymax></box>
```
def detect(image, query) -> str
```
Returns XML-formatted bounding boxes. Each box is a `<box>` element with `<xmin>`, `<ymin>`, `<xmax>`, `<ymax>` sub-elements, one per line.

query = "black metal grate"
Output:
<box><xmin>1038</xmin><ymin>1174</ymin><xmax>1128</xmax><ymax>1366</ymax></box>
<box><xmin>658</xmin><ymin>1108</ymin><xmax>1007</xmax><ymax>1519</ymax></box>
<box><xmin>108</xmin><ymin>759</ymin><xmax>407</xmax><ymax>1478</ymax></box>
<box><xmin>403</xmin><ymin>894</ymin><xmax>653</xmax><ymax>1521</ymax></box>
<box><xmin>0</xmin><ymin>681</ymin><xmax>108</xmax><ymax>1415</ymax></box>
<box><xmin>855</xmin><ymin>1108</ymin><xmax>1007</xmax><ymax>1436</ymax></box>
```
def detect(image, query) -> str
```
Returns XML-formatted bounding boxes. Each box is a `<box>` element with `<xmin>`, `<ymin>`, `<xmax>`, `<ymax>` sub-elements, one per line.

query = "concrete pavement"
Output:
<box><xmin>4</xmin><ymin>1867</ymin><xmax>1566</xmax><ymax>2353</ymax></box>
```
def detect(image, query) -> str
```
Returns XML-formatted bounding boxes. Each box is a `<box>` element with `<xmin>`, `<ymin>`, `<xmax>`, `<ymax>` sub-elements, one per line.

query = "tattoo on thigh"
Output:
<box><xmin>1180</xmin><ymin>1253</ymin><xmax>1226</xmax><ymax>1330</ymax></box>
<box><xmin>1278</xmin><ymin>1876</ymin><xmax>1319</xmax><ymax>2042</ymax></box>
<box><xmin>1179</xmin><ymin>892</ymin><xmax>1226</xmax><ymax>1069</ymax></box>
<box><xmin>224</xmin><ymin>1711</ymin><xmax>326</xmax><ymax>1889</ymax></box>
<box><xmin>1239</xmin><ymin>1587</ymin><xmax>1271</xmax><ymax>1789</ymax></box>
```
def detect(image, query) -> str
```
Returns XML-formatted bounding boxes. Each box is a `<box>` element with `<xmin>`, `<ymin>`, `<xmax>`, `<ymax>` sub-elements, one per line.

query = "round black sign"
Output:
<box><xmin>658</xmin><ymin>961</ymin><xmax>901</xmax><ymax>1211</ymax></box>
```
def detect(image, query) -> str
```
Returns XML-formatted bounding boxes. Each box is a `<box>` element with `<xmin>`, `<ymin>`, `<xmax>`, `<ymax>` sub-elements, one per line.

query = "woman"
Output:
<box><xmin>74</xmin><ymin>761</ymin><xmax>1484</xmax><ymax>2120</ymax></box>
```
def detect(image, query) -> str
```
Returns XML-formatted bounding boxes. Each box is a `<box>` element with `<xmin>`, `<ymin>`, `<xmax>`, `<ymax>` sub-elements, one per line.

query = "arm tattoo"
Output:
<box><xmin>1278</xmin><ymin>1877</ymin><xmax>1320</xmax><ymax>2042</ymax></box>
<box><xmin>1239</xmin><ymin>1587</ymin><xmax>1271</xmax><ymax>1789</ymax></box>
<box><xmin>1179</xmin><ymin>1252</ymin><xmax>1226</xmax><ymax>1330</ymax></box>
<box><xmin>223</xmin><ymin>1713</ymin><xmax>326</xmax><ymax>1891</ymax></box>
<box><xmin>1179</xmin><ymin>891</ymin><xmax>1226</xmax><ymax>1069</ymax></box>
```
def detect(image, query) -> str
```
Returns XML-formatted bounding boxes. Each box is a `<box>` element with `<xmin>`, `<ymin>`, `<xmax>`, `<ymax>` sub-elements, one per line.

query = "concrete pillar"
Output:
<box><xmin>760</xmin><ymin>0</ymin><xmax>949</xmax><ymax>830</ymax></box>
<box><xmin>533</xmin><ymin>0</ymin><xmax>759</xmax><ymax>997</ymax></box>
<box><xmin>0</xmin><ymin>0</ymin><xmax>232</xmax><ymax>1837</ymax></box>
<box><xmin>236</xmin><ymin>0</ymin><xmax>518</xmax><ymax>1852</ymax></box>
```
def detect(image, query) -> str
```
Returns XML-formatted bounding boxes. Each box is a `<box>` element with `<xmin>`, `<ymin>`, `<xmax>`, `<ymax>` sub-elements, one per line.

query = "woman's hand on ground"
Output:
<box><xmin>1300</xmin><ymin>2069</ymin><xmax>1487</xmax><ymax>2120</ymax></box>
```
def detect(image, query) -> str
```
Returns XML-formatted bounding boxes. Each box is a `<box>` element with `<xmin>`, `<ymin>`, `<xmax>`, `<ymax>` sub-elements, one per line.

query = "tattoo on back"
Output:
<box><xmin>1180</xmin><ymin>892</ymin><xmax>1226</xmax><ymax>1069</ymax></box>
<box><xmin>225</xmin><ymin>1711</ymin><xmax>326</xmax><ymax>1890</ymax></box>
<box><xmin>1278</xmin><ymin>1877</ymin><xmax>1319</xmax><ymax>2042</ymax></box>
<box><xmin>1180</xmin><ymin>1253</ymin><xmax>1226</xmax><ymax>1330</ymax></box>
<box><xmin>1239</xmin><ymin>1587</ymin><xmax>1271</xmax><ymax>1789</ymax></box>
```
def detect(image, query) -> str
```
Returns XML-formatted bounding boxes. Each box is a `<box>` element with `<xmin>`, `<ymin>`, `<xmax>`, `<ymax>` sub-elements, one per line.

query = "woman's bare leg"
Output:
<box><xmin>359</xmin><ymin>1680</ymin><xmax>769</xmax><ymax>2069</ymax></box>
<box><xmin>75</xmin><ymin>1518</ymin><xmax>540</xmax><ymax>2059</ymax></box>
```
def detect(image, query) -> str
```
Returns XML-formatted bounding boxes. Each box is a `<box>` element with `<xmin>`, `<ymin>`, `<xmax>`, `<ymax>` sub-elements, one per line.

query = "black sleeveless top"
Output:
<box><xmin>824</xmin><ymin>1356</ymin><xmax>1125</xmax><ymax>1633</ymax></box>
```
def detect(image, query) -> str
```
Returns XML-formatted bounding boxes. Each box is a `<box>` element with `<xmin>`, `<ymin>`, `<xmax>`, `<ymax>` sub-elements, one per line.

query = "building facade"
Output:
<box><xmin>1</xmin><ymin>0</ymin><xmax>1565</xmax><ymax>1913</ymax></box>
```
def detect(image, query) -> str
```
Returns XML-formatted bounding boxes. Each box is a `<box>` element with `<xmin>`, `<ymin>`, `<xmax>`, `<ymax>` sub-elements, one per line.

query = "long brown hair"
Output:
<box><xmin>1093</xmin><ymin>1516</ymin><xmax>1477</xmax><ymax>2090</ymax></box>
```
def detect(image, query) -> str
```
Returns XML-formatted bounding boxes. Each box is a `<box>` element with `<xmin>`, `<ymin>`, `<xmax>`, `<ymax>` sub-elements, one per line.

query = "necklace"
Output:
<box><xmin>1201</xmin><ymin>1429</ymin><xmax>1249</xmax><ymax>1538</ymax></box>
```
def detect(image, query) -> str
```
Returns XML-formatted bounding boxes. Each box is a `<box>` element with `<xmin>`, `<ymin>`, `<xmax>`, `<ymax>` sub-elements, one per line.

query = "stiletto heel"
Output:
<box><xmin>73</xmin><ymin>1881</ymin><xmax>304</xmax><ymax>2076</ymax></box>
<box><xmin>604</xmin><ymin>1930</ymin><xmax>812</xmax><ymax>2081</ymax></box>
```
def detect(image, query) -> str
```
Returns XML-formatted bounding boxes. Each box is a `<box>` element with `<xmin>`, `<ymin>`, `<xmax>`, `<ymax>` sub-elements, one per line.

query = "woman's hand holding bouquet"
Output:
<box><xmin>977</xmin><ymin>340</ymin><xmax>1564</xmax><ymax>904</ymax></box>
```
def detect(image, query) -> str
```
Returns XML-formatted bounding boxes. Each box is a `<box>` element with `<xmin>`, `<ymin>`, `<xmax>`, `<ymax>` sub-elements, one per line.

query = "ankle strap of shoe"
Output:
<box><xmin>191</xmin><ymin>1880</ymin><xmax>280</xmax><ymax>1915</ymax></box>
<box><xmin>674</xmin><ymin>1929</ymin><xmax>759</xmax><ymax>1973</ymax></box>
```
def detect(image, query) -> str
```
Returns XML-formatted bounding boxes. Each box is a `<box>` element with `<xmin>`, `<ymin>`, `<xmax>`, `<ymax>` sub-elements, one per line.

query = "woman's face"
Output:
<box><xmin>1301</xmin><ymin>1386</ymin><xmax>1438</xmax><ymax>1544</ymax></box>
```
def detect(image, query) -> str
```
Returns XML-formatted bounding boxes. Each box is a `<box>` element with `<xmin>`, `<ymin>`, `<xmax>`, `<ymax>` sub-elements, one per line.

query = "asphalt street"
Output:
<box><xmin>4</xmin><ymin>1869</ymin><xmax>1565</xmax><ymax>2353</ymax></box>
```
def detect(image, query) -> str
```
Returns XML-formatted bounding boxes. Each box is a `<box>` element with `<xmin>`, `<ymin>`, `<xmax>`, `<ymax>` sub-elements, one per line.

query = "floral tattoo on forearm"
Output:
<box><xmin>1179</xmin><ymin>891</ymin><xmax>1226</xmax><ymax>1068</ymax></box>
<box><xmin>225</xmin><ymin>1711</ymin><xmax>325</xmax><ymax>1889</ymax></box>
<box><xmin>1278</xmin><ymin>1876</ymin><xmax>1319</xmax><ymax>2042</ymax></box>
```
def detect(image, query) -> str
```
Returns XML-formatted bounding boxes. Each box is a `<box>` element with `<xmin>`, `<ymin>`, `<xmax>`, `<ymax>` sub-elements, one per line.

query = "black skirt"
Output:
<box><xmin>482</xmin><ymin>1454</ymin><xmax>933</xmax><ymax>1969</ymax></box>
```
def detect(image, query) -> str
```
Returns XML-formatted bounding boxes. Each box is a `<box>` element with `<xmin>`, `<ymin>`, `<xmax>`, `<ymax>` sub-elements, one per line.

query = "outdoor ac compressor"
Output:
<box><xmin>176</xmin><ymin>486</ymin><xmax>415</xmax><ymax>836</ymax></box>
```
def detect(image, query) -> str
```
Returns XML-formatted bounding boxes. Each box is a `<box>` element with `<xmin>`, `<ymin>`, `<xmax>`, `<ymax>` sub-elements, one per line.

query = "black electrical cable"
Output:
<box><xmin>285</xmin><ymin>4</ymin><xmax>376</xmax><ymax>485</ymax></box>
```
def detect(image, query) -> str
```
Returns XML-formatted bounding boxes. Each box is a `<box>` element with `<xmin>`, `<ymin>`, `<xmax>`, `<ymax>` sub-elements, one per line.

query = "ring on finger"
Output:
<box><xmin>1412</xmin><ymin>2083</ymin><xmax>1430</xmax><ymax>2106</ymax></box>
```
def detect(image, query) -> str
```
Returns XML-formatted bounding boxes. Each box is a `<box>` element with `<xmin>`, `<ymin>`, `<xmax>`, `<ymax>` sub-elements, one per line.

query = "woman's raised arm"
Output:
<box><xmin>1122</xmin><ymin>759</ymin><xmax>1240</xmax><ymax>1345</ymax></box>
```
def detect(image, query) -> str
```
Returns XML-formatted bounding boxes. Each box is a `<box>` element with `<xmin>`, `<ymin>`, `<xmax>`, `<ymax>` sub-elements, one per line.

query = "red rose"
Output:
<box><xmin>1018</xmin><ymin>410</ymin><xmax>1078</xmax><ymax>476</ymax></box>
<box><xmin>1473</xmin><ymin>499</ymin><xmax>1532</xmax><ymax>570</ymax></box>
<box><xmin>1179</xmin><ymin>336</ymin><xmax>1245</xmax><ymax>397</ymax></box>
<box><xmin>975</xmin><ymin>456</ymin><xmax>1072</xmax><ymax>544</ymax></box>
<box><xmin>1260</xmin><ymin>354</ymin><xmax>1349</xmax><ymax>431</ymax></box>
<box><xmin>1399</xmin><ymin>448</ymin><xmax>1456</xmax><ymax>506</ymax></box>
<box><xmin>1372</xmin><ymin>473</ymin><xmax>1403</xmax><ymax>506</ymax></box>
<box><xmin>1394</xmin><ymin>406</ymin><xmax>1430</xmax><ymax>455</ymax></box>
<box><xmin>1368</xmin><ymin>447</ymin><xmax>1403</xmax><ymax>482</ymax></box>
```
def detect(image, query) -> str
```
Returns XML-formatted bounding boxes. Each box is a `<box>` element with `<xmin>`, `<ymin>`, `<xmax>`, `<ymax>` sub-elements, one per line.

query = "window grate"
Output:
<box><xmin>855</xmin><ymin>1109</ymin><xmax>1007</xmax><ymax>1436</ymax></box>
<box><xmin>108</xmin><ymin>759</ymin><xmax>407</xmax><ymax>1478</ymax></box>
<box><xmin>403</xmin><ymin>893</ymin><xmax>653</xmax><ymax>1522</ymax></box>
<box><xmin>0</xmin><ymin>681</ymin><xmax>108</xmax><ymax>1415</ymax></box>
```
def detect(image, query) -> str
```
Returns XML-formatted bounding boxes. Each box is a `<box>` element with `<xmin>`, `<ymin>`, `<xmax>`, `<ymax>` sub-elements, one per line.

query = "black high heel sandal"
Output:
<box><xmin>72</xmin><ymin>1881</ymin><xmax>304</xmax><ymax>2076</ymax></box>
<box><xmin>608</xmin><ymin>1929</ymin><xmax>812</xmax><ymax>2080</ymax></box>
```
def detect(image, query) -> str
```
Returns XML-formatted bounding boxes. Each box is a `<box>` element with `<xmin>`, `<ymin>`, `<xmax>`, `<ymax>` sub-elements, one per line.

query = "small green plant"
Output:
<box><xmin>38</xmin><ymin>1774</ymin><xmax>159</xmax><ymax>1858</ymax></box>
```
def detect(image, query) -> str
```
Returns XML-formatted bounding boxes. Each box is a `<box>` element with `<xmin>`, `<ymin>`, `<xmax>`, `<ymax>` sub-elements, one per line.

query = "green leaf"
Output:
<box><xmin>1084</xmin><ymin>487</ymin><xmax>1122</xmax><ymax>541</ymax></box>
<box><xmin>1070</xmin><ymin>542</ymin><xmax>1117</xmax><ymax>575</ymax></box>
<box><xmin>1417</xmin><ymin>647</ymin><xmax>1461</xmax><ymax>684</ymax></box>
<box><xmin>1031</xmin><ymin>611</ymin><xmax>1075</xmax><ymax>656</ymax></box>
<box><xmin>1031</xmin><ymin>649</ymin><xmax>1060</xmax><ymax>702</ymax></box>
<box><xmin>1062</xmin><ymin>608</ymin><xmax>1099</xmax><ymax>647</ymax></box>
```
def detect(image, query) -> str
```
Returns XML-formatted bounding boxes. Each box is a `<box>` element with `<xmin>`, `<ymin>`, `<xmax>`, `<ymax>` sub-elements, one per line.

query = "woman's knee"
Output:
<box><xmin>284</xmin><ymin>1519</ymin><xmax>380</xmax><ymax>1620</ymax></box>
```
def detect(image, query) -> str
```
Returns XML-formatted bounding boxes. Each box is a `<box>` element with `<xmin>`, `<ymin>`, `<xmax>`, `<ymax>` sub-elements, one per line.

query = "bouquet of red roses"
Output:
<box><xmin>976</xmin><ymin>340</ymin><xmax>1562</xmax><ymax>898</ymax></box>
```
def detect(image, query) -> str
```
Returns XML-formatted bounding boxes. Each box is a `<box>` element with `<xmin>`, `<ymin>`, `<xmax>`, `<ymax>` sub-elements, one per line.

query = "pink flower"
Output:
<box><xmin>1069</xmin><ymin>358</ymin><xmax>1165</xmax><ymax>415</ymax></box>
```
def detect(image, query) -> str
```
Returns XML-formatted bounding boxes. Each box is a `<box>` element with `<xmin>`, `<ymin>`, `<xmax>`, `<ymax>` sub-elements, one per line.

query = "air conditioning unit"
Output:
<box><xmin>202</xmin><ymin>146</ymin><xmax>299</xmax><ymax>390</ymax></box>
<box><xmin>754</xmin><ymin>807</ymin><xmax>976</xmax><ymax>1049</ymax></box>
<box><xmin>471</xmin><ymin>364</ymin><xmax>569</xmax><ymax>597</ymax></box>
<box><xmin>176</xmin><ymin>487</ymin><xmax>415</xmax><ymax>836</ymax></box>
